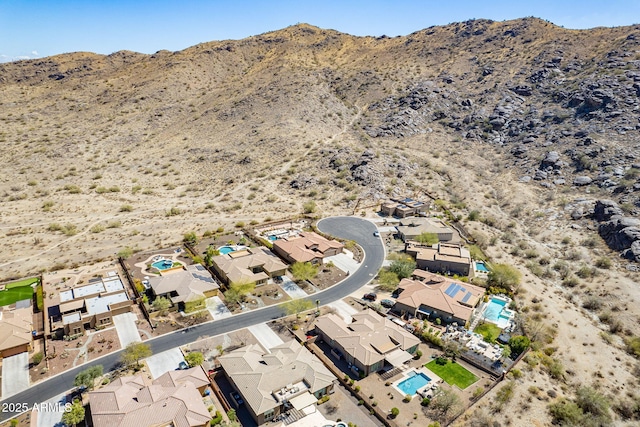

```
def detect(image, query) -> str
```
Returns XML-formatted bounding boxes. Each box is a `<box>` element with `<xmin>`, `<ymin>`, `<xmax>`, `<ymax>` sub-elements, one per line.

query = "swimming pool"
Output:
<box><xmin>482</xmin><ymin>297</ymin><xmax>513</xmax><ymax>328</ymax></box>
<box><xmin>219</xmin><ymin>246</ymin><xmax>235</xmax><ymax>255</ymax></box>
<box><xmin>475</xmin><ymin>261</ymin><xmax>489</xmax><ymax>273</ymax></box>
<box><xmin>268</xmin><ymin>235</ymin><xmax>277</xmax><ymax>241</ymax></box>
<box><xmin>397</xmin><ymin>371</ymin><xmax>431</xmax><ymax>396</ymax></box>
<box><xmin>151</xmin><ymin>259</ymin><xmax>174</xmax><ymax>270</ymax></box>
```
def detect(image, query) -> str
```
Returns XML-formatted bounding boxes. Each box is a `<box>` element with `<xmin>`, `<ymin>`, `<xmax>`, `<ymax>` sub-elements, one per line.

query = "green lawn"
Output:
<box><xmin>0</xmin><ymin>286</ymin><xmax>34</xmax><ymax>307</ymax></box>
<box><xmin>474</xmin><ymin>322</ymin><xmax>502</xmax><ymax>343</ymax></box>
<box><xmin>6</xmin><ymin>277</ymin><xmax>39</xmax><ymax>289</ymax></box>
<box><xmin>425</xmin><ymin>359</ymin><xmax>478</xmax><ymax>389</ymax></box>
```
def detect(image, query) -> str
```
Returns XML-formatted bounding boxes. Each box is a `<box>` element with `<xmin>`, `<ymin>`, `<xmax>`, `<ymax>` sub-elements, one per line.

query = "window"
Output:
<box><xmin>264</xmin><ymin>409</ymin><xmax>275</xmax><ymax>421</ymax></box>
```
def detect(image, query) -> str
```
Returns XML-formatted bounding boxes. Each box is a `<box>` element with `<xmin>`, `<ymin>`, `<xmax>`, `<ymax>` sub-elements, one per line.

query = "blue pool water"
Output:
<box><xmin>151</xmin><ymin>259</ymin><xmax>174</xmax><ymax>270</ymax></box>
<box><xmin>475</xmin><ymin>261</ymin><xmax>489</xmax><ymax>273</ymax></box>
<box><xmin>268</xmin><ymin>235</ymin><xmax>277</xmax><ymax>241</ymax></box>
<box><xmin>397</xmin><ymin>372</ymin><xmax>431</xmax><ymax>395</ymax></box>
<box><xmin>483</xmin><ymin>298</ymin><xmax>508</xmax><ymax>323</ymax></box>
<box><xmin>219</xmin><ymin>246</ymin><xmax>235</xmax><ymax>255</ymax></box>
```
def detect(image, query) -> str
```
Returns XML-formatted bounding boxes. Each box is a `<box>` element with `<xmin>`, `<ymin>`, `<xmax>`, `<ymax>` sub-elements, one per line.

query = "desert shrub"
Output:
<box><xmin>468</xmin><ymin>210</ymin><xmax>480</xmax><ymax>221</ymax></box>
<box><xmin>303</xmin><ymin>201</ymin><xmax>317</xmax><ymax>213</ymax></box>
<box><xmin>594</xmin><ymin>257</ymin><xmax>612</xmax><ymax>269</ymax></box>
<box><xmin>33</xmin><ymin>352</ymin><xmax>44</xmax><ymax>365</ymax></box>
<box><xmin>582</xmin><ymin>297</ymin><xmax>601</xmax><ymax>311</ymax></box>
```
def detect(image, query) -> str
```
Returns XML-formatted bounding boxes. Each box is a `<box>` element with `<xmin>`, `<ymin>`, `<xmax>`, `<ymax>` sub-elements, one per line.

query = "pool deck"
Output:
<box><xmin>391</xmin><ymin>367</ymin><xmax>443</xmax><ymax>400</ymax></box>
<box><xmin>134</xmin><ymin>252</ymin><xmax>182</xmax><ymax>276</ymax></box>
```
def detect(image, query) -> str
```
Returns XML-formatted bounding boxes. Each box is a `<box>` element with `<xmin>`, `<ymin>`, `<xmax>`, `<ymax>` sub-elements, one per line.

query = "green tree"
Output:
<box><xmin>74</xmin><ymin>365</ymin><xmax>103</xmax><ymax>390</ymax></box>
<box><xmin>377</xmin><ymin>270</ymin><xmax>400</xmax><ymax>292</ymax></box>
<box><xmin>468</xmin><ymin>210</ymin><xmax>480</xmax><ymax>221</ymax></box>
<box><xmin>282</xmin><ymin>299</ymin><xmax>314</xmax><ymax>319</ymax></box>
<box><xmin>508</xmin><ymin>336</ymin><xmax>530</xmax><ymax>357</ymax></box>
<box><xmin>290</xmin><ymin>262</ymin><xmax>318</xmax><ymax>282</ymax></box>
<box><xmin>152</xmin><ymin>296</ymin><xmax>171</xmax><ymax>314</ymax></box>
<box><xmin>501</xmin><ymin>345</ymin><xmax>512</xmax><ymax>360</ymax></box>
<box><xmin>390</xmin><ymin>407</ymin><xmax>400</xmax><ymax>418</ymax></box>
<box><xmin>625</xmin><ymin>336</ymin><xmax>640</xmax><ymax>357</ymax></box>
<box><xmin>204</xmin><ymin>246</ymin><xmax>219</xmax><ymax>267</ymax></box>
<box><xmin>185</xmin><ymin>351</ymin><xmax>204</xmax><ymax>367</ymax></box>
<box><xmin>389</xmin><ymin>258</ymin><xmax>416</xmax><ymax>279</ymax></box>
<box><xmin>548</xmin><ymin>399</ymin><xmax>584</xmax><ymax>426</ymax></box>
<box><xmin>443</xmin><ymin>341</ymin><xmax>463</xmax><ymax>361</ymax></box>
<box><xmin>487</xmin><ymin>264</ymin><xmax>522</xmax><ymax>293</ymax></box>
<box><xmin>428</xmin><ymin>388</ymin><xmax>461</xmax><ymax>423</ymax></box>
<box><xmin>303</xmin><ymin>201</ymin><xmax>317</xmax><ymax>214</ymax></box>
<box><xmin>223</xmin><ymin>280</ymin><xmax>255</xmax><ymax>308</ymax></box>
<box><xmin>121</xmin><ymin>342</ymin><xmax>152</xmax><ymax>368</ymax></box>
<box><xmin>416</xmin><ymin>232</ymin><xmax>439</xmax><ymax>245</ymax></box>
<box><xmin>183</xmin><ymin>231</ymin><xmax>198</xmax><ymax>245</ymax></box>
<box><xmin>575</xmin><ymin>386</ymin><xmax>611</xmax><ymax>423</ymax></box>
<box><xmin>223</xmin><ymin>287</ymin><xmax>245</xmax><ymax>307</ymax></box>
<box><xmin>61</xmin><ymin>400</ymin><xmax>85</xmax><ymax>427</ymax></box>
<box><xmin>227</xmin><ymin>409</ymin><xmax>237</xmax><ymax>422</ymax></box>
<box><xmin>117</xmin><ymin>246</ymin><xmax>133</xmax><ymax>259</ymax></box>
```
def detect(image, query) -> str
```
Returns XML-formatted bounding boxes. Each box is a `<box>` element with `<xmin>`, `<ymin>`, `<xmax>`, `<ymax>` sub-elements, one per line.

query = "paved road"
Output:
<box><xmin>0</xmin><ymin>216</ymin><xmax>384</xmax><ymax>421</ymax></box>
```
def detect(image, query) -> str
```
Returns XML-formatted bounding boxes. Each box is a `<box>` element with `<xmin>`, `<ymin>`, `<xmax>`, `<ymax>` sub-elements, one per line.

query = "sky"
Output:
<box><xmin>1</xmin><ymin>0</ymin><xmax>639</xmax><ymax>62</ymax></box>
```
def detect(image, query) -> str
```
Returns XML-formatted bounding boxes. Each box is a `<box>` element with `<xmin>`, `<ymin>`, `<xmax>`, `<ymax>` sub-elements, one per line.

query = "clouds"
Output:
<box><xmin>0</xmin><ymin>51</ymin><xmax>41</xmax><ymax>63</ymax></box>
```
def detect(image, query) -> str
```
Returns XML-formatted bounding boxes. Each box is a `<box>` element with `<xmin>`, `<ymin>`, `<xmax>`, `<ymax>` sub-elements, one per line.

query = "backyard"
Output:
<box><xmin>474</xmin><ymin>322</ymin><xmax>502</xmax><ymax>343</ymax></box>
<box><xmin>425</xmin><ymin>359</ymin><xmax>478</xmax><ymax>389</ymax></box>
<box><xmin>0</xmin><ymin>278</ymin><xmax>37</xmax><ymax>306</ymax></box>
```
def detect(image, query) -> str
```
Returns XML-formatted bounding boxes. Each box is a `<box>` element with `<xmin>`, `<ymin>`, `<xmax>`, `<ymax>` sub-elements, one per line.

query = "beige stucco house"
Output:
<box><xmin>218</xmin><ymin>340</ymin><xmax>335</xmax><ymax>425</ymax></box>
<box><xmin>314</xmin><ymin>311</ymin><xmax>420</xmax><ymax>377</ymax></box>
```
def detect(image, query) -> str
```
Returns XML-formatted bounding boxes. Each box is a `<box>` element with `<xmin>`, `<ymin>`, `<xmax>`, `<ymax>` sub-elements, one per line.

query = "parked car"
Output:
<box><xmin>380</xmin><ymin>299</ymin><xmax>395</xmax><ymax>308</ymax></box>
<box><xmin>373</xmin><ymin>231</ymin><xmax>380</xmax><ymax>237</ymax></box>
<box><xmin>231</xmin><ymin>391</ymin><xmax>244</xmax><ymax>406</ymax></box>
<box><xmin>363</xmin><ymin>292</ymin><xmax>377</xmax><ymax>301</ymax></box>
<box><xmin>178</xmin><ymin>361</ymin><xmax>189</xmax><ymax>370</ymax></box>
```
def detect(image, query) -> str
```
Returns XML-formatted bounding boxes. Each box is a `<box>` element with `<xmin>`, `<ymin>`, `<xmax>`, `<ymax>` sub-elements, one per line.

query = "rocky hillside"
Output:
<box><xmin>0</xmin><ymin>18</ymin><xmax>639</xmax><ymax>267</ymax></box>
<box><xmin>2</xmin><ymin>18</ymin><xmax>640</xmax><ymax>427</ymax></box>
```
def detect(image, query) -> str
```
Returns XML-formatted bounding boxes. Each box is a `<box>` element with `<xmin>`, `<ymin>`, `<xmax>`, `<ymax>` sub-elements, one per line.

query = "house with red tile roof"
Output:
<box><xmin>273</xmin><ymin>231</ymin><xmax>344</xmax><ymax>265</ymax></box>
<box><xmin>393</xmin><ymin>271</ymin><xmax>484</xmax><ymax>326</ymax></box>
<box><xmin>88</xmin><ymin>367</ymin><xmax>211</xmax><ymax>427</ymax></box>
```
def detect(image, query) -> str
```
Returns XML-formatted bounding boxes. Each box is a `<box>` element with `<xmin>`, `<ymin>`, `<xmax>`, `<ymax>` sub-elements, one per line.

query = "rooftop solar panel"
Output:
<box><xmin>445</xmin><ymin>283</ymin><xmax>457</xmax><ymax>296</ymax></box>
<box><xmin>461</xmin><ymin>292</ymin><xmax>472</xmax><ymax>303</ymax></box>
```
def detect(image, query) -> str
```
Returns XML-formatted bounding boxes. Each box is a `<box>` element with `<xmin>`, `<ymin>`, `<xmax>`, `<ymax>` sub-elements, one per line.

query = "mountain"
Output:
<box><xmin>1</xmin><ymin>19</ymin><xmax>640</xmax><ymax>424</ymax></box>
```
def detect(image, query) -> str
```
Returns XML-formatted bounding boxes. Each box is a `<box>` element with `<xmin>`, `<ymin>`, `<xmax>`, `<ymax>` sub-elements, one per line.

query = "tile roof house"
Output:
<box><xmin>393</xmin><ymin>271</ymin><xmax>485</xmax><ymax>326</ymax></box>
<box><xmin>272</xmin><ymin>231</ymin><xmax>344</xmax><ymax>264</ymax></box>
<box><xmin>218</xmin><ymin>340</ymin><xmax>335</xmax><ymax>425</ymax></box>
<box><xmin>314</xmin><ymin>311</ymin><xmax>421</xmax><ymax>377</ymax></box>
<box><xmin>406</xmin><ymin>242</ymin><xmax>474</xmax><ymax>277</ymax></box>
<box><xmin>396</xmin><ymin>217</ymin><xmax>455</xmax><ymax>243</ymax></box>
<box><xmin>148</xmin><ymin>264</ymin><xmax>219</xmax><ymax>310</ymax></box>
<box><xmin>380</xmin><ymin>197</ymin><xmax>429</xmax><ymax>218</ymax></box>
<box><xmin>0</xmin><ymin>303</ymin><xmax>33</xmax><ymax>358</ymax></box>
<box><xmin>210</xmin><ymin>247</ymin><xmax>287</xmax><ymax>287</ymax></box>
<box><xmin>89</xmin><ymin>367</ymin><xmax>211</xmax><ymax>427</ymax></box>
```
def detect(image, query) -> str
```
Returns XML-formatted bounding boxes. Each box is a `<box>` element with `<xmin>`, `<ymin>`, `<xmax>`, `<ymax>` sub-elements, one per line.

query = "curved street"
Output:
<box><xmin>0</xmin><ymin>216</ymin><xmax>385</xmax><ymax>421</ymax></box>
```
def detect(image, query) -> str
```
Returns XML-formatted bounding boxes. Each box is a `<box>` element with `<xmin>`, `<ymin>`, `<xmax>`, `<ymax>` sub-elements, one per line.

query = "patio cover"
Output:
<box><xmin>385</xmin><ymin>348</ymin><xmax>413</xmax><ymax>367</ymax></box>
<box><xmin>289</xmin><ymin>392</ymin><xmax>317</xmax><ymax>411</ymax></box>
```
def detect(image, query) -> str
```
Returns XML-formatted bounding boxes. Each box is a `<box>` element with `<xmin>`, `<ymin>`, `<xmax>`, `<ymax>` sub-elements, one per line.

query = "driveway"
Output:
<box><xmin>324</xmin><ymin>252</ymin><xmax>360</xmax><ymax>274</ymax></box>
<box><xmin>1</xmin><ymin>353</ymin><xmax>29</xmax><ymax>398</ymax></box>
<box><xmin>328</xmin><ymin>299</ymin><xmax>359</xmax><ymax>322</ymax></box>
<box><xmin>248</xmin><ymin>323</ymin><xmax>284</xmax><ymax>352</ymax></box>
<box><xmin>206</xmin><ymin>296</ymin><xmax>232</xmax><ymax>320</ymax></box>
<box><xmin>112</xmin><ymin>312</ymin><xmax>141</xmax><ymax>348</ymax></box>
<box><xmin>145</xmin><ymin>348</ymin><xmax>185</xmax><ymax>379</ymax></box>
<box><xmin>35</xmin><ymin>393</ymin><xmax>67</xmax><ymax>427</ymax></box>
<box><xmin>279</xmin><ymin>276</ymin><xmax>307</xmax><ymax>298</ymax></box>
